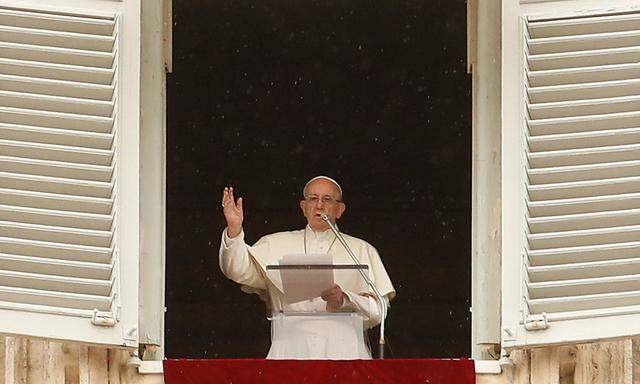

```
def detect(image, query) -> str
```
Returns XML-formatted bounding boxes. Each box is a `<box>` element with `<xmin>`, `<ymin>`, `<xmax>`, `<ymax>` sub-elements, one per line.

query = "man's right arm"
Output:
<box><xmin>219</xmin><ymin>187</ymin><xmax>266</xmax><ymax>289</ymax></box>
<box><xmin>218</xmin><ymin>228</ymin><xmax>266</xmax><ymax>289</ymax></box>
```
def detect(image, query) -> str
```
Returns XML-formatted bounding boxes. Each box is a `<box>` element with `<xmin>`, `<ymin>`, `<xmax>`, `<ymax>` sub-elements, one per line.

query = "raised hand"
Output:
<box><xmin>221</xmin><ymin>187</ymin><xmax>243</xmax><ymax>238</ymax></box>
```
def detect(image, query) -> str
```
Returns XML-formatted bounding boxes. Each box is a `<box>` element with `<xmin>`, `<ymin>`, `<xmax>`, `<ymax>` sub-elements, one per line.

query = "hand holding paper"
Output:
<box><xmin>321</xmin><ymin>284</ymin><xmax>346</xmax><ymax>311</ymax></box>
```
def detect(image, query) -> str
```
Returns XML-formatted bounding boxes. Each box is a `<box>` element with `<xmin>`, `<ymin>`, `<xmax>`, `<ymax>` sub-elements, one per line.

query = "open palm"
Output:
<box><xmin>221</xmin><ymin>187</ymin><xmax>243</xmax><ymax>237</ymax></box>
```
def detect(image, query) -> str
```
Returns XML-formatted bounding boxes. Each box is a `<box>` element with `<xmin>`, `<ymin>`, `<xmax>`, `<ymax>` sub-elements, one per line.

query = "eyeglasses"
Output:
<box><xmin>304</xmin><ymin>195</ymin><xmax>342</xmax><ymax>205</ymax></box>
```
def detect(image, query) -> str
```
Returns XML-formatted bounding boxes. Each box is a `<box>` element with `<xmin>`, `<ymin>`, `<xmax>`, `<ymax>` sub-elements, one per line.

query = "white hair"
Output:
<box><xmin>303</xmin><ymin>175</ymin><xmax>343</xmax><ymax>200</ymax></box>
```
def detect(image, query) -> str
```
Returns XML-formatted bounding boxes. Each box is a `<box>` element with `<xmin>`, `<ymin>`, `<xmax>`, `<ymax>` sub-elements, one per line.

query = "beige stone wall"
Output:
<box><xmin>478</xmin><ymin>339</ymin><xmax>640</xmax><ymax>384</ymax></box>
<box><xmin>0</xmin><ymin>337</ymin><xmax>162</xmax><ymax>384</ymax></box>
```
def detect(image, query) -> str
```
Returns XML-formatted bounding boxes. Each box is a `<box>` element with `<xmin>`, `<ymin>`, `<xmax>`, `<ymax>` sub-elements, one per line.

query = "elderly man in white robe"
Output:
<box><xmin>219</xmin><ymin>176</ymin><xmax>395</xmax><ymax>359</ymax></box>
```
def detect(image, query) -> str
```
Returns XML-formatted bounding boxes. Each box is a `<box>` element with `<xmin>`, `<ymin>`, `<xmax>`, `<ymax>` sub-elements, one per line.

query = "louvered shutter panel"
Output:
<box><xmin>511</xmin><ymin>12</ymin><xmax>640</xmax><ymax>348</ymax></box>
<box><xmin>0</xmin><ymin>6</ymin><xmax>138</xmax><ymax>347</ymax></box>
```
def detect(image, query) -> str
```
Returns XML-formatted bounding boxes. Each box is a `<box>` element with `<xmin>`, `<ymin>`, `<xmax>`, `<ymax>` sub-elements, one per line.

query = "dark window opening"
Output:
<box><xmin>166</xmin><ymin>0</ymin><xmax>471</xmax><ymax>358</ymax></box>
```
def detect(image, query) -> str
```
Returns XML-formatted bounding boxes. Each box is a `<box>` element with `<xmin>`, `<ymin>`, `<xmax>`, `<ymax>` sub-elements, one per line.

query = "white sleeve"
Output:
<box><xmin>286</xmin><ymin>297</ymin><xmax>328</xmax><ymax>313</ymax></box>
<box><xmin>341</xmin><ymin>290</ymin><xmax>390</xmax><ymax>329</ymax></box>
<box><xmin>218</xmin><ymin>228</ymin><xmax>267</xmax><ymax>289</ymax></box>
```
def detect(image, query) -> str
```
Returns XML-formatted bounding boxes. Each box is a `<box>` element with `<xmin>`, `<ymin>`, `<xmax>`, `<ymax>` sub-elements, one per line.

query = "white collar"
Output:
<box><xmin>304</xmin><ymin>225</ymin><xmax>335</xmax><ymax>242</ymax></box>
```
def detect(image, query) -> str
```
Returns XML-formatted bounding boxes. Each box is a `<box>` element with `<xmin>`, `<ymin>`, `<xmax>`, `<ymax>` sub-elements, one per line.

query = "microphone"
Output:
<box><xmin>320</xmin><ymin>213</ymin><xmax>387</xmax><ymax>359</ymax></box>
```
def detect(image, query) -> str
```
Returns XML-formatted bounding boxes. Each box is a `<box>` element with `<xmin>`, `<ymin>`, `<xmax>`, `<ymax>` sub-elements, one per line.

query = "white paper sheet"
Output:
<box><xmin>278</xmin><ymin>253</ymin><xmax>335</xmax><ymax>304</ymax></box>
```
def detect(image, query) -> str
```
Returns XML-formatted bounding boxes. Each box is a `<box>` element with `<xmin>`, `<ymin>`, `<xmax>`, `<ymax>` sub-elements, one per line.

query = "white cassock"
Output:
<box><xmin>219</xmin><ymin>225</ymin><xmax>395</xmax><ymax>359</ymax></box>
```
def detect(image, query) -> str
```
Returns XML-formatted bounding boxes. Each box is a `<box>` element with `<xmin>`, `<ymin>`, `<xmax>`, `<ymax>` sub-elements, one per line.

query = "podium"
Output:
<box><xmin>265</xmin><ymin>263</ymin><xmax>372</xmax><ymax>359</ymax></box>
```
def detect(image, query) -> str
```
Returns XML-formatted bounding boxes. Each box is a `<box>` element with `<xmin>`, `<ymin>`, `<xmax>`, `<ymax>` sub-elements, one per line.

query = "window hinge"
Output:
<box><xmin>524</xmin><ymin>313</ymin><xmax>549</xmax><ymax>331</ymax></box>
<box><xmin>92</xmin><ymin>309</ymin><xmax>117</xmax><ymax>327</ymax></box>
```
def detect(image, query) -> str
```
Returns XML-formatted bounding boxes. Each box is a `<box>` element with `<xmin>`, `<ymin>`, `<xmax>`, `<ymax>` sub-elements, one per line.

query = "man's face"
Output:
<box><xmin>299</xmin><ymin>179</ymin><xmax>346</xmax><ymax>231</ymax></box>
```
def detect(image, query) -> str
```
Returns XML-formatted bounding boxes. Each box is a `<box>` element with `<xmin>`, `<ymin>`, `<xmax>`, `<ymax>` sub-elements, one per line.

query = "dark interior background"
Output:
<box><xmin>166</xmin><ymin>0</ymin><xmax>471</xmax><ymax>358</ymax></box>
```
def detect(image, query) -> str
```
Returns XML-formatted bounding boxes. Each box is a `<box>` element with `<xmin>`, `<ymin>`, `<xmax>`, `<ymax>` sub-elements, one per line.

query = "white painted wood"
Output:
<box><xmin>138</xmin><ymin>0</ymin><xmax>167</xmax><ymax>351</ymax></box>
<box><xmin>530</xmin><ymin>79</ymin><xmax>640</xmax><ymax>103</ymax></box>
<box><xmin>529</xmin><ymin>290</ymin><xmax>640</xmax><ymax>313</ymax></box>
<box><xmin>528</xmin><ymin>144</ymin><xmax>640</xmax><ymax>169</ymax></box>
<box><xmin>531</xmin><ymin>179</ymin><xmax>639</xmax><ymax>203</ymax></box>
<box><xmin>528</xmin><ymin>225</ymin><xmax>640</xmax><ymax>249</ymax></box>
<box><xmin>0</xmin><ymin>221</ymin><xmax>113</xmax><ymax>247</ymax></box>
<box><xmin>528</xmin><ymin>208</ymin><xmax>640</xmax><ymax>232</ymax></box>
<box><xmin>0</xmin><ymin>74</ymin><xmax>115</xmax><ymax>99</ymax></box>
<box><xmin>0</xmin><ymin>236</ymin><xmax>112</xmax><ymax>263</ymax></box>
<box><xmin>528</xmin><ymin>241</ymin><xmax>640</xmax><ymax>265</ymax></box>
<box><xmin>529</xmin><ymin>46</ymin><xmax>640</xmax><ymax>71</ymax></box>
<box><xmin>529</xmin><ymin>274</ymin><xmax>640</xmax><ymax>298</ymax></box>
<box><xmin>0</xmin><ymin>285</ymin><xmax>112</xmax><ymax>310</ymax></box>
<box><xmin>0</xmin><ymin>188</ymin><xmax>113</xmax><ymax>214</ymax></box>
<box><xmin>110</xmin><ymin>0</ymin><xmax>142</xmax><ymax>350</ymax></box>
<box><xmin>0</xmin><ymin>269</ymin><xmax>112</xmax><ymax>295</ymax></box>
<box><xmin>162</xmin><ymin>0</ymin><xmax>172</xmax><ymax>73</ymax></box>
<box><xmin>0</xmin><ymin>41</ymin><xmax>115</xmax><ymax>68</ymax></box>
<box><xmin>0</xmin><ymin>24</ymin><xmax>115</xmax><ymax>51</ymax></box>
<box><xmin>528</xmin><ymin>12</ymin><xmax>640</xmax><ymax>37</ymax></box>
<box><xmin>0</xmin><ymin>90</ymin><xmax>115</xmax><ymax>116</ymax></box>
<box><xmin>0</xmin><ymin>156</ymin><xmax>114</xmax><ymax>183</ymax></box>
<box><xmin>0</xmin><ymin>1</ymin><xmax>139</xmax><ymax>347</ymax></box>
<box><xmin>0</xmin><ymin>253</ymin><xmax>112</xmax><ymax>279</ymax></box>
<box><xmin>528</xmin><ymin>111</ymin><xmax>640</xmax><ymax>136</ymax></box>
<box><xmin>0</xmin><ymin>57</ymin><xmax>114</xmax><ymax>84</ymax></box>
<box><xmin>0</xmin><ymin>301</ymin><xmax>110</xmax><ymax>319</ymax></box>
<box><xmin>528</xmin><ymin>30</ymin><xmax>640</xmax><ymax>55</ymax></box>
<box><xmin>529</xmin><ymin>161</ymin><xmax>640</xmax><ymax>184</ymax></box>
<box><xmin>0</xmin><ymin>8</ymin><xmax>115</xmax><ymax>35</ymax></box>
<box><xmin>0</xmin><ymin>204</ymin><xmax>113</xmax><ymax>230</ymax></box>
<box><xmin>0</xmin><ymin>123</ymin><xmax>114</xmax><ymax>149</ymax></box>
<box><xmin>503</xmin><ymin>5</ymin><xmax>640</xmax><ymax>350</ymax></box>
<box><xmin>0</xmin><ymin>105</ymin><xmax>114</xmax><ymax>132</ymax></box>
<box><xmin>0</xmin><ymin>172</ymin><xmax>112</xmax><ymax>197</ymax></box>
<box><xmin>529</xmin><ymin>63</ymin><xmax>640</xmax><ymax>87</ymax></box>
<box><xmin>470</xmin><ymin>0</ymin><xmax>502</xmax><ymax>359</ymax></box>
<box><xmin>529</xmin><ymin>95</ymin><xmax>640</xmax><ymax>119</ymax></box>
<box><xmin>0</xmin><ymin>139</ymin><xmax>114</xmax><ymax>165</ymax></box>
<box><xmin>529</xmin><ymin>257</ymin><xmax>640</xmax><ymax>281</ymax></box>
<box><xmin>475</xmin><ymin>360</ymin><xmax>502</xmax><ymax>374</ymax></box>
<box><xmin>545</xmin><ymin>305</ymin><xmax>640</xmax><ymax>322</ymax></box>
<box><xmin>528</xmin><ymin>192</ymin><xmax>640</xmax><ymax>216</ymax></box>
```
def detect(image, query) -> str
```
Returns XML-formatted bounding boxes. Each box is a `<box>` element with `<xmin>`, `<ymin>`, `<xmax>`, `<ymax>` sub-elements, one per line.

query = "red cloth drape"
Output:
<box><xmin>163</xmin><ymin>359</ymin><xmax>476</xmax><ymax>384</ymax></box>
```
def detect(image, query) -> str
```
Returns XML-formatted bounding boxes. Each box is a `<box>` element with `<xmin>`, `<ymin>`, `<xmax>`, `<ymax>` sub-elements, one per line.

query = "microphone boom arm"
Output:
<box><xmin>320</xmin><ymin>214</ymin><xmax>387</xmax><ymax>359</ymax></box>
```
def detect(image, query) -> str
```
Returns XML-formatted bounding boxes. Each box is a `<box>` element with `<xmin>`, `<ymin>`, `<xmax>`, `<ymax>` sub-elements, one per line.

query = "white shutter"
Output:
<box><xmin>0</xmin><ymin>5</ymin><xmax>138</xmax><ymax>347</ymax></box>
<box><xmin>509</xmin><ymin>12</ymin><xmax>640</xmax><ymax>348</ymax></box>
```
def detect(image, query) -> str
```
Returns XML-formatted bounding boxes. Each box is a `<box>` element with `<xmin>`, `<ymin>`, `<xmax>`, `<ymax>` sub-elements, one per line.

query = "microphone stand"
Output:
<box><xmin>321</xmin><ymin>214</ymin><xmax>387</xmax><ymax>359</ymax></box>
